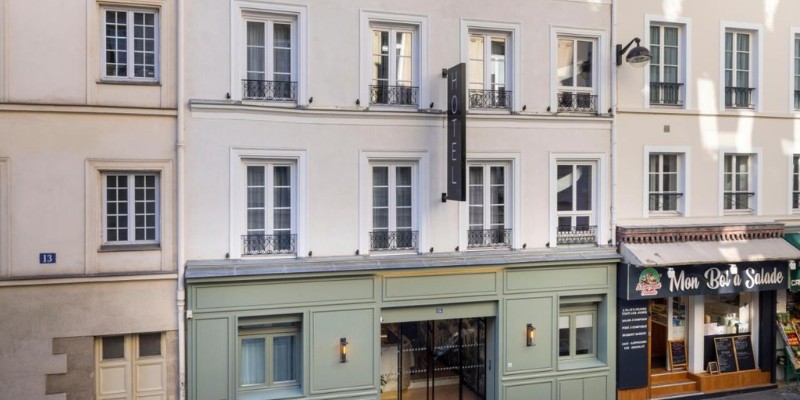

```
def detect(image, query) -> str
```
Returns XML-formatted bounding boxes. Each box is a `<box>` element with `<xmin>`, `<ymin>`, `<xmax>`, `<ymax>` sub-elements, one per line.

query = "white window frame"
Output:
<box><xmin>231</xmin><ymin>1</ymin><xmax>307</xmax><ymax>104</ymax></box>
<box><xmin>792</xmin><ymin>154</ymin><xmax>800</xmax><ymax>213</ymax></box>
<box><xmin>550</xmin><ymin>27</ymin><xmax>608</xmax><ymax>114</ymax></box>
<box><xmin>558</xmin><ymin>303</ymin><xmax>598</xmax><ymax>361</ymax></box>
<box><xmin>358</xmin><ymin>151</ymin><xmax>429</xmax><ymax>255</ymax></box>
<box><xmin>241</xmin><ymin>13</ymin><xmax>297</xmax><ymax>100</ymax></box>
<box><xmin>101</xmin><ymin>172</ymin><xmax>160</xmax><ymax>245</ymax></box>
<box><xmin>644</xmin><ymin>15</ymin><xmax>692</xmax><ymax>109</ymax></box>
<box><xmin>359</xmin><ymin>11</ymin><xmax>428</xmax><ymax>110</ymax></box>
<box><xmin>100</xmin><ymin>6</ymin><xmax>160</xmax><ymax>82</ymax></box>
<box><xmin>643</xmin><ymin>146</ymin><xmax>691</xmax><ymax>218</ymax></box>
<box><xmin>718</xmin><ymin>150</ymin><xmax>761</xmax><ymax>216</ymax></box>
<box><xmin>789</xmin><ymin>29</ymin><xmax>800</xmax><ymax>113</ymax></box>
<box><xmin>719</xmin><ymin>22</ymin><xmax>763</xmax><ymax>112</ymax></box>
<box><xmin>230</xmin><ymin>149</ymin><xmax>307</xmax><ymax>259</ymax></box>
<box><xmin>549</xmin><ymin>153</ymin><xmax>607</xmax><ymax>247</ymax></box>
<box><xmin>460</xmin><ymin>20</ymin><xmax>522</xmax><ymax>112</ymax></box>
<box><xmin>236</xmin><ymin>316</ymin><xmax>301</xmax><ymax>394</ymax></box>
<box><xmin>96</xmin><ymin>333</ymin><xmax>166</xmax><ymax>400</ymax></box>
<box><xmin>243</xmin><ymin>162</ymin><xmax>296</xmax><ymax>255</ymax></box>
<box><xmin>466</xmin><ymin>162</ymin><xmax>510</xmax><ymax>248</ymax></box>
<box><xmin>368</xmin><ymin>161</ymin><xmax>418</xmax><ymax>253</ymax></box>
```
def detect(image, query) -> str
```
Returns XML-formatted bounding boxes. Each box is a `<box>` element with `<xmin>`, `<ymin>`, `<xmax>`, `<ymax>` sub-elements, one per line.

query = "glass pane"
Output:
<box><xmin>469</xmin><ymin>204</ymin><xmax>483</xmax><ymax>226</ymax></box>
<box><xmin>491</xmin><ymin>186</ymin><xmax>504</xmax><ymax>205</ymax></box>
<box><xmin>557</xmin><ymin>165</ymin><xmax>573</xmax><ymax>211</ymax></box>
<box><xmin>248</xmin><ymin>209</ymin><xmax>265</xmax><ymax>231</ymax></box>
<box><xmin>373</xmin><ymin>187</ymin><xmax>388</xmax><ymax>207</ymax></box>
<box><xmin>396</xmin><ymin>166</ymin><xmax>412</xmax><ymax>186</ymax></box>
<box><xmin>664</xmin><ymin>47</ymin><xmax>678</xmax><ymax>66</ymax></box>
<box><xmin>559</xmin><ymin>316</ymin><xmax>570</xmax><ymax>356</ymax></box>
<box><xmin>576</xmin><ymin>315</ymin><xmax>594</xmax><ymax>355</ymax></box>
<box><xmin>241</xmin><ymin>338</ymin><xmax>266</xmax><ymax>385</ymax></box>
<box><xmin>247</xmin><ymin>22</ymin><xmax>266</xmax><ymax>75</ymax></box>
<box><xmin>102</xmin><ymin>336</ymin><xmax>125</xmax><ymax>360</ymax></box>
<box><xmin>491</xmin><ymin>38</ymin><xmax>506</xmax><ymax>86</ymax></box>
<box><xmin>469</xmin><ymin>186</ymin><xmax>484</xmax><ymax>206</ymax></box>
<box><xmin>274</xmin><ymin>23</ymin><xmax>291</xmax><ymax>48</ymax></box>
<box><xmin>248</xmin><ymin>188</ymin><xmax>265</xmax><ymax>208</ymax></box>
<box><xmin>274</xmin><ymin>187</ymin><xmax>291</xmax><ymax>208</ymax></box>
<box><xmin>664</xmin><ymin>27</ymin><xmax>678</xmax><ymax>46</ymax></box>
<box><xmin>737</xmin><ymin>33</ymin><xmax>749</xmax><ymax>52</ymax></box>
<box><xmin>396</xmin><ymin>187</ymin><xmax>411</xmax><ymax>207</ymax></box>
<box><xmin>373</xmin><ymin>208</ymin><xmax>388</xmax><ymax>229</ymax></box>
<box><xmin>274</xmin><ymin>48</ymin><xmax>291</xmax><ymax>74</ymax></box>
<box><xmin>373</xmin><ymin>166</ymin><xmax>388</xmax><ymax>186</ymax></box>
<box><xmin>469</xmin><ymin>166</ymin><xmax>483</xmax><ymax>185</ymax></box>
<box><xmin>576</xmin><ymin>40</ymin><xmax>593</xmax><ymax>88</ymax></box>
<box><xmin>575</xmin><ymin>165</ymin><xmax>592</xmax><ymax>211</ymax></box>
<box><xmin>274</xmin><ymin>209</ymin><xmax>291</xmax><ymax>230</ymax></box>
<box><xmin>557</xmin><ymin>39</ymin><xmax>574</xmax><ymax>87</ymax></box>
<box><xmin>650</xmin><ymin>26</ymin><xmax>660</xmax><ymax>45</ymax></box>
<box><xmin>648</xmin><ymin>155</ymin><xmax>659</xmax><ymax>173</ymax></box>
<box><xmin>396</xmin><ymin>207</ymin><xmax>412</xmax><ymax>229</ymax></box>
<box><xmin>273</xmin><ymin>336</ymin><xmax>295</xmax><ymax>382</ymax></box>
<box><xmin>649</xmin><ymin>174</ymin><xmax>659</xmax><ymax>192</ymax></box>
<box><xmin>491</xmin><ymin>205</ymin><xmax>504</xmax><ymax>225</ymax></box>
<box><xmin>138</xmin><ymin>333</ymin><xmax>161</xmax><ymax>357</ymax></box>
<box><xmin>736</xmin><ymin>156</ymin><xmax>749</xmax><ymax>173</ymax></box>
<box><xmin>663</xmin><ymin>155</ymin><xmax>677</xmax><ymax>173</ymax></box>
<box><xmin>663</xmin><ymin>174</ymin><xmax>677</xmax><ymax>192</ymax></box>
<box><xmin>490</xmin><ymin>166</ymin><xmax>504</xmax><ymax>185</ymax></box>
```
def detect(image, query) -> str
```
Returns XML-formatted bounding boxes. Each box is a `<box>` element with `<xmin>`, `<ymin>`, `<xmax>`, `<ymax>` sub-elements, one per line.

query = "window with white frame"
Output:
<box><xmin>648</xmin><ymin>154</ymin><xmax>683</xmax><ymax>214</ymax></box>
<box><xmin>649</xmin><ymin>24</ymin><xmax>683</xmax><ymax>106</ymax></box>
<box><xmin>103</xmin><ymin>173</ymin><xmax>159</xmax><ymax>245</ymax></box>
<box><xmin>724</xmin><ymin>31</ymin><xmax>754</xmax><ymax>108</ymax></box>
<box><xmin>370</xmin><ymin>24</ymin><xmax>417</xmax><ymax>106</ymax></box>
<box><xmin>559</xmin><ymin>303</ymin><xmax>597</xmax><ymax>360</ymax></box>
<box><xmin>793</xmin><ymin>155</ymin><xmax>800</xmax><ymax>210</ymax></box>
<box><xmin>242</xmin><ymin>13</ymin><xmax>297</xmax><ymax>101</ymax></box>
<box><xmin>556</xmin><ymin>162</ymin><xmax>596</xmax><ymax>245</ymax></box>
<box><xmin>96</xmin><ymin>333</ymin><xmax>166</xmax><ymax>399</ymax></box>
<box><xmin>238</xmin><ymin>315</ymin><xmax>301</xmax><ymax>394</ymax></box>
<box><xmin>468</xmin><ymin>32</ymin><xmax>510</xmax><ymax>109</ymax></box>
<box><xmin>244</xmin><ymin>162</ymin><xmax>296</xmax><ymax>255</ymax></box>
<box><xmin>371</xmin><ymin>163</ymin><xmax>417</xmax><ymax>251</ymax></box>
<box><xmin>467</xmin><ymin>163</ymin><xmax>510</xmax><ymax>248</ymax></box>
<box><xmin>102</xmin><ymin>8</ymin><xmax>158</xmax><ymax>81</ymax></box>
<box><xmin>794</xmin><ymin>37</ymin><xmax>800</xmax><ymax>110</ymax></box>
<box><xmin>723</xmin><ymin>154</ymin><xmax>753</xmax><ymax>212</ymax></box>
<box><xmin>557</xmin><ymin>36</ymin><xmax>596</xmax><ymax>113</ymax></box>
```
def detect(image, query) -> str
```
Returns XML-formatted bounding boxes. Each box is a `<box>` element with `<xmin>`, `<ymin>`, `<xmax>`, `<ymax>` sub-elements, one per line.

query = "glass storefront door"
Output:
<box><xmin>380</xmin><ymin>318</ymin><xmax>486</xmax><ymax>400</ymax></box>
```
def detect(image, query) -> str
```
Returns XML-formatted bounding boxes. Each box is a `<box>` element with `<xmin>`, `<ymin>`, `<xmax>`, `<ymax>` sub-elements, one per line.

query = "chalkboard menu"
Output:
<box><xmin>714</xmin><ymin>337</ymin><xmax>738</xmax><ymax>373</ymax></box>
<box><xmin>669</xmin><ymin>339</ymin><xmax>687</xmax><ymax>368</ymax></box>
<box><xmin>734</xmin><ymin>335</ymin><xmax>755</xmax><ymax>371</ymax></box>
<box><xmin>617</xmin><ymin>299</ymin><xmax>649</xmax><ymax>389</ymax></box>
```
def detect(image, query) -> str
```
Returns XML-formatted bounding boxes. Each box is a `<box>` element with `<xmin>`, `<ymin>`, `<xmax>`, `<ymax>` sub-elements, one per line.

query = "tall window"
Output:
<box><xmin>103</xmin><ymin>173</ymin><xmax>159</xmax><ymax>245</ymax></box>
<box><xmin>102</xmin><ymin>8</ymin><xmax>158</xmax><ymax>81</ymax></box>
<box><xmin>371</xmin><ymin>26</ymin><xmax>416</xmax><ymax>106</ymax></box>
<box><xmin>468</xmin><ymin>164</ymin><xmax>510</xmax><ymax>248</ymax></box>
<box><xmin>371</xmin><ymin>164</ymin><xmax>416</xmax><ymax>251</ymax></box>
<box><xmin>557</xmin><ymin>37</ymin><xmax>596</xmax><ymax>113</ymax></box>
<box><xmin>244</xmin><ymin>163</ymin><xmax>295</xmax><ymax>255</ymax></box>
<box><xmin>793</xmin><ymin>155</ymin><xmax>800</xmax><ymax>210</ymax></box>
<box><xmin>648</xmin><ymin>154</ymin><xmax>682</xmax><ymax>213</ymax></box>
<box><xmin>794</xmin><ymin>37</ymin><xmax>800</xmax><ymax>110</ymax></box>
<box><xmin>468</xmin><ymin>33</ymin><xmax>509</xmax><ymax>109</ymax></box>
<box><xmin>559</xmin><ymin>303</ymin><xmax>597</xmax><ymax>360</ymax></box>
<box><xmin>243</xmin><ymin>16</ymin><xmax>296</xmax><ymax>101</ymax></box>
<box><xmin>725</xmin><ymin>31</ymin><xmax>753</xmax><ymax>108</ymax></box>
<box><xmin>96</xmin><ymin>333</ymin><xmax>166</xmax><ymax>399</ymax></box>
<box><xmin>238</xmin><ymin>316</ymin><xmax>300</xmax><ymax>393</ymax></box>
<box><xmin>650</xmin><ymin>25</ymin><xmax>682</xmax><ymax>105</ymax></box>
<box><xmin>556</xmin><ymin>163</ymin><xmax>596</xmax><ymax>245</ymax></box>
<box><xmin>723</xmin><ymin>154</ymin><xmax>752</xmax><ymax>212</ymax></box>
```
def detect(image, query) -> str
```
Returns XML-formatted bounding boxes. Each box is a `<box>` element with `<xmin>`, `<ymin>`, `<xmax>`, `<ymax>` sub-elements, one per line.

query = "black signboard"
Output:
<box><xmin>617</xmin><ymin>298</ymin><xmax>649</xmax><ymax>389</ymax></box>
<box><xmin>734</xmin><ymin>335</ymin><xmax>756</xmax><ymax>371</ymax></box>
<box><xmin>669</xmin><ymin>339</ymin><xmax>687</xmax><ymax>368</ymax></box>
<box><xmin>446</xmin><ymin>63</ymin><xmax>466</xmax><ymax>201</ymax></box>
<box><xmin>619</xmin><ymin>262</ymin><xmax>788</xmax><ymax>300</ymax></box>
<box><xmin>714</xmin><ymin>337</ymin><xmax>738</xmax><ymax>373</ymax></box>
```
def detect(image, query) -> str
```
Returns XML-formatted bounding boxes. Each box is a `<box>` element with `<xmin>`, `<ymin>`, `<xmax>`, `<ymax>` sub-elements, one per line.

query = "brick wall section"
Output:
<box><xmin>45</xmin><ymin>336</ymin><xmax>95</xmax><ymax>400</ymax></box>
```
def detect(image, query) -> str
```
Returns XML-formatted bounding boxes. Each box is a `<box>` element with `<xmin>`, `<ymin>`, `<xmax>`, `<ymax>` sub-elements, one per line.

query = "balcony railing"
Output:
<box><xmin>242</xmin><ymin>233</ymin><xmax>297</xmax><ymax>255</ymax></box>
<box><xmin>723</xmin><ymin>192</ymin><xmax>754</xmax><ymax>211</ymax></box>
<box><xmin>469</xmin><ymin>88</ymin><xmax>512</xmax><ymax>109</ymax></box>
<box><xmin>242</xmin><ymin>79</ymin><xmax>297</xmax><ymax>101</ymax></box>
<box><xmin>650</xmin><ymin>82</ymin><xmax>683</xmax><ymax>106</ymax></box>
<box><xmin>370</xmin><ymin>230</ymin><xmax>418</xmax><ymax>251</ymax></box>
<box><xmin>648</xmin><ymin>193</ymin><xmax>683</xmax><ymax>212</ymax></box>
<box><xmin>556</xmin><ymin>225</ymin><xmax>597</xmax><ymax>246</ymax></box>
<box><xmin>370</xmin><ymin>85</ymin><xmax>418</xmax><ymax>106</ymax></box>
<box><xmin>467</xmin><ymin>228</ymin><xmax>512</xmax><ymax>248</ymax></box>
<box><xmin>725</xmin><ymin>87</ymin><xmax>755</xmax><ymax>109</ymax></box>
<box><xmin>557</xmin><ymin>91</ymin><xmax>597</xmax><ymax>113</ymax></box>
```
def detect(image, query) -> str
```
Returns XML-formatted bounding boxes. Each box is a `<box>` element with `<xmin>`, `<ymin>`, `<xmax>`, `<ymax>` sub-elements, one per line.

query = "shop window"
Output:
<box><xmin>704</xmin><ymin>293</ymin><xmax>752</xmax><ymax>335</ymax></box>
<box><xmin>559</xmin><ymin>303</ymin><xmax>597</xmax><ymax>360</ymax></box>
<box><xmin>237</xmin><ymin>315</ymin><xmax>301</xmax><ymax>396</ymax></box>
<box><xmin>96</xmin><ymin>333</ymin><xmax>166</xmax><ymax>399</ymax></box>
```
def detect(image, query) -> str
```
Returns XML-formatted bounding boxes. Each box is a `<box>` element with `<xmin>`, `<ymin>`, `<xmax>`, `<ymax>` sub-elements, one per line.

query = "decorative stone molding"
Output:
<box><xmin>616</xmin><ymin>223</ymin><xmax>785</xmax><ymax>245</ymax></box>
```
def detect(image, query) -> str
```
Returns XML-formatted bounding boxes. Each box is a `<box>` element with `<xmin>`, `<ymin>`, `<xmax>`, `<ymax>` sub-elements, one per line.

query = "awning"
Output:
<box><xmin>620</xmin><ymin>238</ymin><xmax>800</xmax><ymax>267</ymax></box>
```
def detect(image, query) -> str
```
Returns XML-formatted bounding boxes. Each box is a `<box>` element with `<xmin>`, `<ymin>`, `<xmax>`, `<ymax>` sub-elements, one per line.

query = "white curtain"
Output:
<box><xmin>241</xmin><ymin>338</ymin><xmax>266</xmax><ymax>385</ymax></box>
<box><xmin>273</xmin><ymin>335</ymin><xmax>295</xmax><ymax>382</ymax></box>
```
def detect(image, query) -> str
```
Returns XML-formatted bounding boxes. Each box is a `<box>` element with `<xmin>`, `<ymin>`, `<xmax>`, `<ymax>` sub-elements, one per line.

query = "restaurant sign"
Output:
<box><xmin>619</xmin><ymin>262</ymin><xmax>787</xmax><ymax>300</ymax></box>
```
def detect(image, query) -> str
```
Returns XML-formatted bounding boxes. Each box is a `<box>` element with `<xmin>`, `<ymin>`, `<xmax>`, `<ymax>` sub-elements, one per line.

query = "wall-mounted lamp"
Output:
<box><xmin>526</xmin><ymin>323</ymin><xmax>536</xmax><ymax>347</ymax></box>
<box><xmin>667</xmin><ymin>267</ymin><xmax>676</xmax><ymax>279</ymax></box>
<box><xmin>616</xmin><ymin>37</ymin><xmax>652</xmax><ymax>67</ymax></box>
<box><xmin>340</xmin><ymin>338</ymin><xmax>348</xmax><ymax>363</ymax></box>
<box><xmin>791</xmin><ymin>260</ymin><xmax>797</xmax><ymax>271</ymax></box>
<box><xmin>729</xmin><ymin>263</ymin><xmax>738</xmax><ymax>275</ymax></box>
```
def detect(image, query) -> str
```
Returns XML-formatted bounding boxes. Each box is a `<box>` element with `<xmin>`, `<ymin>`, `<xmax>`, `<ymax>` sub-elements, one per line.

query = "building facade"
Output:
<box><xmin>0</xmin><ymin>0</ymin><xmax>179</xmax><ymax>399</ymax></box>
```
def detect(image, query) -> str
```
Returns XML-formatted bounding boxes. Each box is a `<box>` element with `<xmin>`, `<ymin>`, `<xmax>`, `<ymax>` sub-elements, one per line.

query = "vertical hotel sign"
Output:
<box><xmin>447</xmin><ymin>63</ymin><xmax>467</xmax><ymax>201</ymax></box>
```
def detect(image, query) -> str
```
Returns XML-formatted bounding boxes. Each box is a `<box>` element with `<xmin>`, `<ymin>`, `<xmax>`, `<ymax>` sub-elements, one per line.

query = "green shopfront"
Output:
<box><xmin>186</xmin><ymin>249</ymin><xmax>619</xmax><ymax>400</ymax></box>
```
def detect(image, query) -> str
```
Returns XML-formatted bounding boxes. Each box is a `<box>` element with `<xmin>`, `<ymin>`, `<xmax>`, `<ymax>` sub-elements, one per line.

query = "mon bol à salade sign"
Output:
<box><xmin>619</xmin><ymin>263</ymin><xmax>787</xmax><ymax>300</ymax></box>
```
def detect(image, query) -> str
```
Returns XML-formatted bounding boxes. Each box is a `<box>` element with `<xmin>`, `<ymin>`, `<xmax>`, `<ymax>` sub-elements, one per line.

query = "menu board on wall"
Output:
<box><xmin>714</xmin><ymin>337</ymin><xmax>738</xmax><ymax>373</ymax></box>
<box><xmin>617</xmin><ymin>298</ymin><xmax>649</xmax><ymax>389</ymax></box>
<box><xmin>734</xmin><ymin>335</ymin><xmax>756</xmax><ymax>371</ymax></box>
<box><xmin>669</xmin><ymin>339</ymin><xmax>687</xmax><ymax>369</ymax></box>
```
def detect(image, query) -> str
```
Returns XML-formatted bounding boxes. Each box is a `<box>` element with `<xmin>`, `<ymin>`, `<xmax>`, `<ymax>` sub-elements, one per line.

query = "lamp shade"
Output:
<box><xmin>626</xmin><ymin>45</ymin><xmax>652</xmax><ymax>67</ymax></box>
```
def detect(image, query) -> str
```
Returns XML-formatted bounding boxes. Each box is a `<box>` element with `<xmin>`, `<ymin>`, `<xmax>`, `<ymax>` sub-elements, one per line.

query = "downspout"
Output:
<box><xmin>176</xmin><ymin>0</ymin><xmax>187</xmax><ymax>397</ymax></box>
<box><xmin>610</xmin><ymin>0</ymin><xmax>618</xmax><ymax>247</ymax></box>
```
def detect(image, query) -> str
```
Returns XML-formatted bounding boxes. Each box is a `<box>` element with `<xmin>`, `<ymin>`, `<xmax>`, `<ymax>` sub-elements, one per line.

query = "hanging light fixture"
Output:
<box><xmin>616</xmin><ymin>38</ymin><xmax>652</xmax><ymax>67</ymax></box>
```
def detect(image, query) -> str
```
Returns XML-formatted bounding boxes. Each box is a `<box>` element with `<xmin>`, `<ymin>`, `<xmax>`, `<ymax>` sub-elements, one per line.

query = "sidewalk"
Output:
<box><xmin>708</xmin><ymin>387</ymin><xmax>800</xmax><ymax>399</ymax></box>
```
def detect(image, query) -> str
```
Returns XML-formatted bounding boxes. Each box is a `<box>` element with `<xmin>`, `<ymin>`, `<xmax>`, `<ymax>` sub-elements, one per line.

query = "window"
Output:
<box><xmin>556</xmin><ymin>162</ymin><xmax>596</xmax><ymax>245</ymax></box>
<box><xmin>371</xmin><ymin>164</ymin><xmax>417</xmax><ymax>251</ymax></box>
<box><xmin>370</xmin><ymin>25</ymin><xmax>417</xmax><ymax>106</ymax></box>
<box><xmin>557</xmin><ymin>37</ymin><xmax>596</xmax><ymax>113</ymax></box>
<box><xmin>559</xmin><ymin>304</ymin><xmax>597</xmax><ymax>360</ymax></box>
<box><xmin>238</xmin><ymin>316</ymin><xmax>301</xmax><ymax>394</ymax></box>
<box><xmin>723</xmin><ymin>154</ymin><xmax>753</xmax><ymax>212</ymax></box>
<box><xmin>467</xmin><ymin>163</ymin><xmax>510</xmax><ymax>248</ymax></box>
<box><xmin>244</xmin><ymin>162</ymin><xmax>296</xmax><ymax>255</ymax></box>
<box><xmin>724</xmin><ymin>31</ymin><xmax>754</xmax><ymax>108</ymax></box>
<box><xmin>794</xmin><ymin>155</ymin><xmax>800</xmax><ymax>210</ymax></box>
<box><xmin>794</xmin><ymin>36</ymin><xmax>800</xmax><ymax>110</ymax></box>
<box><xmin>102</xmin><ymin>8</ymin><xmax>158</xmax><ymax>81</ymax></box>
<box><xmin>468</xmin><ymin>32</ymin><xmax>510</xmax><ymax>109</ymax></box>
<box><xmin>96</xmin><ymin>333</ymin><xmax>166</xmax><ymax>399</ymax></box>
<box><xmin>103</xmin><ymin>173</ymin><xmax>159</xmax><ymax>245</ymax></box>
<box><xmin>648</xmin><ymin>154</ymin><xmax>683</xmax><ymax>214</ymax></box>
<box><xmin>243</xmin><ymin>14</ymin><xmax>297</xmax><ymax>101</ymax></box>
<box><xmin>649</xmin><ymin>24</ymin><xmax>683</xmax><ymax>106</ymax></box>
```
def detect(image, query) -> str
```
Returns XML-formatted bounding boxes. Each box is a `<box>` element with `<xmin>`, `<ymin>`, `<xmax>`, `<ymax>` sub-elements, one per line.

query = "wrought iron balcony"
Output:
<box><xmin>557</xmin><ymin>91</ymin><xmax>597</xmax><ymax>113</ymax></box>
<box><xmin>724</xmin><ymin>87</ymin><xmax>755</xmax><ymax>109</ymax></box>
<box><xmin>648</xmin><ymin>193</ymin><xmax>684</xmax><ymax>212</ymax></box>
<box><xmin>242</xmin><ymin>233</ymin><xmax>296</xmax><ymax>255</ymax></box>
<box><xmin>469</xmin><ymin>88</ymin><xmax>512</xmax><ymax>109</ymax></box>
<box><xmin>556</xmin><ymin>225</ymin><xmax>597</xmax><ymax>246</ymax></box>
<box><xmin>369</xmin><ymin>85</ymin><xmax>418</xmax><ymax>106</ymax></box>
<box><xmin>369</xmin><ymin>230</ymin><xmax>418</xmax><ymax>251</ymax></box>
<box><xmin>467</xmin><ymin>228</ymin><xmax>512</xmax><ymax>248</ymax></box>
<box><xmin>242</xmin><ymin>79</ymin><xmax>297</xmax><ymax>102</ymax></box>
<box><xmin>723</xmin><ymin>192</ymin><xmax>754</xmax><ymax>211</ymax></box>
<box><xmin>650</xmin><ymin>82</ymin><xmax>683</xmax><ymax>106</ymax></box>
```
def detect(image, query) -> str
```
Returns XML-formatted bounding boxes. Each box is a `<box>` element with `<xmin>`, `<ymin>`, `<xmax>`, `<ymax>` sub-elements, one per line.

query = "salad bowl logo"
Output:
<box><xmin>635</xmin><ymin>268</ymin><xmax>662</xmax><ymax>296</ymax></box>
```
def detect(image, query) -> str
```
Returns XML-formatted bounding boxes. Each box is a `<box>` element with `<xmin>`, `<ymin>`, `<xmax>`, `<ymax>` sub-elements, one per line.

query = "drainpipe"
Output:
<box><xmin>176</xmin><ymin>0</ymin><xmax>187</xmax><ymax>398</ymax></box>
<box><xmin>610</xmin><ymin>0</ymin><xmax>618</xmax><ymax>247</ymax></box>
